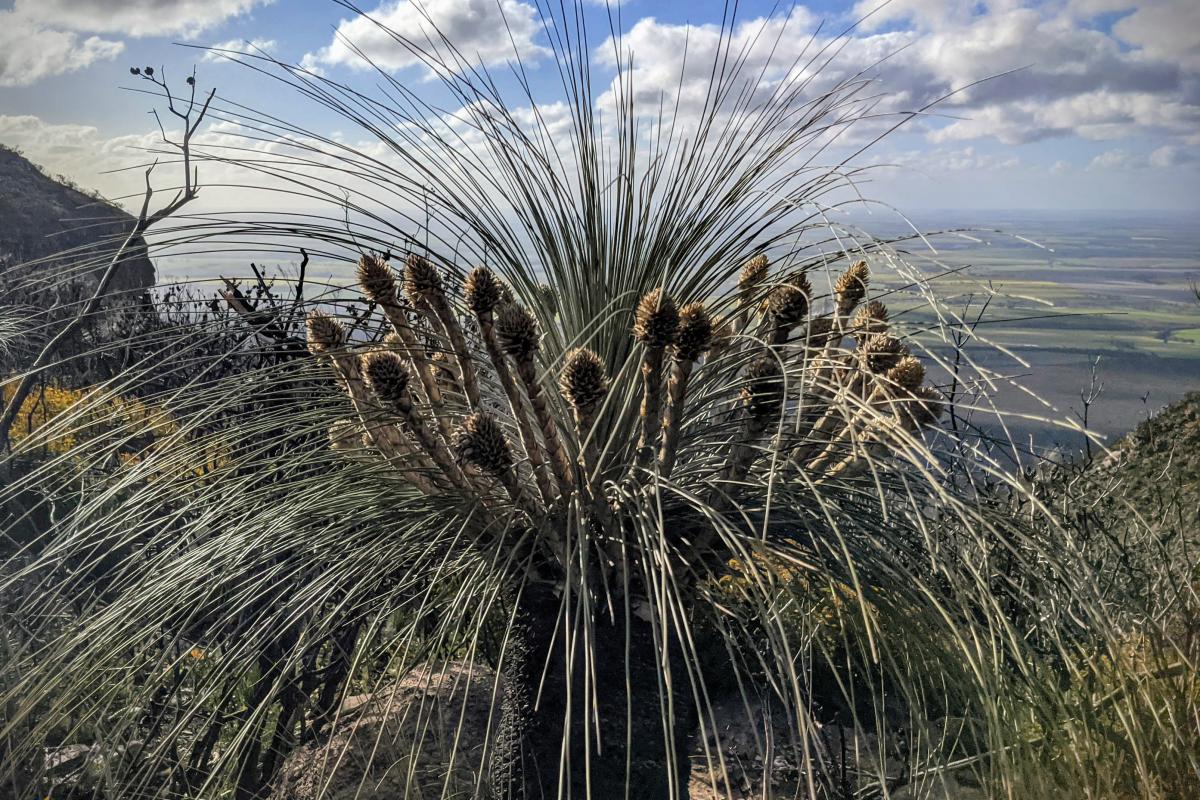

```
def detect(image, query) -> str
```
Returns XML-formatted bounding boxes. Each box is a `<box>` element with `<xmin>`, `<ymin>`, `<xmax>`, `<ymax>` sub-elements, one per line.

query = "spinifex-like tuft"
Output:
<box><xmin>464</xmin><ymin>266</ymin><xmax>503</xmax><ymax>315</ymax></box>
<box><xmin>739</xmin><ymin>254</ymin><xmax>770</xmax><ymax>292</ymax></box>
<box><xmin>357</xmin><ymin>254</ymin><xmax>397</xmax><ymax>304</ymax></box>
<box><xmin>887</xmin><ymin>356</ymin><xmax>925</xmax><ymax>393</ymax></box>
<box><xmin>674</xmin><ymin>303</ymin><xmax>713</xmax><ymax>361</ymax></box>
<box><xmin>361</xmin><ymin>351</ymin><xmax>412</xmax><ymax>407</ymax></box>
<box><xmin>560</xmin><ymin>348</ymin><xmax>609</xmax><ymax>417</ymax></box>
<box><xmin>835</xmin><ymin>260</ymin><xmax>870</xmax><ymax>316</ymax></box>
<box><xmin>633</xmin><ymin>288</ymin><xmax>679</xmax><ymax>347</ymax></box>
<box><xmin>742</xmin><ymin>355</ymin><xmax>785</xmax><ymax>419</ymax></box>
<box><xmin>496</xmin><ymin>304</ymin><xmax>540</xmax><ymax>357</ymax></box>
<box><xmin>305</xmin><ymin>310</ymin><xmax>345</xmax><ymax>354</ymax></box>
<box><xmin>453</xmin><ymin>412</ymin><xmax>513</xmax><ymax>476</ymax></box>
<box><xmin>403</xmin><ymin>253</ymin><xmax>444</xmax><ymax>300</ymax></box>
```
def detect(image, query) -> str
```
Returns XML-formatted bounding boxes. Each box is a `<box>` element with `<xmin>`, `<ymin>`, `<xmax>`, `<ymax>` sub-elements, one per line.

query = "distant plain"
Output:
<box><xmin>875</xmin><ymin>210</ymin><xmax>1200</xmax><ymax>452</ymax></box>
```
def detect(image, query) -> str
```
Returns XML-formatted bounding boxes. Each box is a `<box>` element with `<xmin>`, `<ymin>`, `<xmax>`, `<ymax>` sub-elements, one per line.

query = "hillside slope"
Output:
<box><xmin>0</xmin><ymin>146</ymin><xmax>154</xmax><ymax>296</ymax></box>
<box><xmin>1100</xmin><ymin>390</ymin><xmax>1200</xmax><ymax>533</ymax></box>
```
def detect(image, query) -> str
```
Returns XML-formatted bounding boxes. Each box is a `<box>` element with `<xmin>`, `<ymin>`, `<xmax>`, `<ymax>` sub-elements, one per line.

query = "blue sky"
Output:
<box><xmin>0</xmin><ymin>0</ymin><xmax>1197</xmax><ymax>213</ymax></box>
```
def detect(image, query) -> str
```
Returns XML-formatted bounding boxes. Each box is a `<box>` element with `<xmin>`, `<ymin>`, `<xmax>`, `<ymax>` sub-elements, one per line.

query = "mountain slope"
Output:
<box><xmin>0</xmin><ymin>146</ymin><xmax>154</xmax><ymax>296</ymax></box>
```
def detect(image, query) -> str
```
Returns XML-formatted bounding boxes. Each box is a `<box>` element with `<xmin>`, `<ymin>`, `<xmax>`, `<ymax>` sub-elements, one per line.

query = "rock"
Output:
<box><xmin>271</xmin><ymin>662</ymin><xmax>499</xmax><ymax>800</ymax></box>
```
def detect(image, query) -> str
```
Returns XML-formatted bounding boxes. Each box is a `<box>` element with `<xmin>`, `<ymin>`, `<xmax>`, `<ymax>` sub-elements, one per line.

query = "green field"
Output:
<box><xmin>862</xmin><ymin>210</ymin><xmax>1200</xmax><ymax>446</ymax></box>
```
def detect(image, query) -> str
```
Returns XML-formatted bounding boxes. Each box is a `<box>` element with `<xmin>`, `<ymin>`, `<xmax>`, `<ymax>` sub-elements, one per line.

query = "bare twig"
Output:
<box><xmin>2</xmin><ymin>77</ymin><xmax>213</xmax><ymax>448</ymax></box>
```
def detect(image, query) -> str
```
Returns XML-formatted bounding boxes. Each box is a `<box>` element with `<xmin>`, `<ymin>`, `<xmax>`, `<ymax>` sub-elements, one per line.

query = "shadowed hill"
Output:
<box><xmin>0</xmin><ymin>146</ymin><xmax>154</xmax><ymax>296</ymax></box>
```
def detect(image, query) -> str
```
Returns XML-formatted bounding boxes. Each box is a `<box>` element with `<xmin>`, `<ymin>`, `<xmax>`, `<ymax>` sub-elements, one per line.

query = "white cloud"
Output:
<box><xmin>0</xmin><ymin>0</ymin><xmax>274</xmax><ymax>86</ymax></box>
<box><xmin>1050</xmin><ymin>160</ymin><xmax>1071</xmax><ymax>176</ymax></box>
<box><xmin>1087</xmin><ymin>149</ymin><xmax>1138</xmax><ymax>171</ymax></box>
<box><xmin>872</xmin><ymin>145</ymin><xmax>1021</xmax><ymax>174</ymax></box>
<box><xmin>1110</xmin><ymin>0</ymin><xmax>1200</xmax><ymax>70</ymax></box>
<box><xmin>0</xmin><ymin>12</ymin><xmax>124</xmax><ymax>87</ymax></box>
<box><xmin>307</xmin><ymin>0</ymin><xmax>550</xmax><ymax>75</ymax></box>
<box><xmin>202</xmin><ymin>38</ymin><xmax>278</xmax><ymax>63</ymax></box>
<box><xmin>1149</xmin><ymin>145</ymin><xmax>1196</xmax><ymax>168</ymax></box>
<box><xmin>592</xmin><ymin>3</ymin><xmax>1197</xmax><ymax>148</ymax></box>
<box><xmin>13</xmin><ymin>0</ymin><xmax>273</xmax><ymax>39</ymax></box>
<box><xmin>1086</xmin><ymin>144</ymin><xmax>1196</xmax><ymax>172</ymax></box>
<box><xmin>793</xmin><ymin>2</ymin><xmax>1200</xmax><ymax>158</ymax></box>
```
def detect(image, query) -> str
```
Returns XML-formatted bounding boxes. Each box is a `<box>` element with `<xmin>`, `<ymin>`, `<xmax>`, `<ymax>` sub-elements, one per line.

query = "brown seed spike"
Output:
<box><xmin>887</xmin><ymin>356</ymin><xmax>925</xmax><ymax>393</ymax></box>
<box><xmin>739</xmin><ymin>254</ymin><xmax>770</xmax><ymax>291</ymax></box>
<box><xmin>853</xmin><ymin>300</ymin><xmax>889</xmax><ymax>337</ymax></box>
<box><xmin>861</xmin><ymin>334</ymin><xmax>908</xmax><ymax>373</ymax></box>
<box><xmin>835</xmin><ymin>260</ymin><xmax>870</xmax><ymax>316</ymax></box>
<box><xmin>765</xmin><ymin>284</ymin><xmax>809</xmax><ymax>329</ymax></box>
<box><xmin>305</xmin><ymin>310</ymin><xmax>345</xmax><ymax>354</ymax></box>
<box><xmin>742</xmin><ymin>355</ymin><xmax>785</xmax><ymax>419</ymax></box>
<box><xmin>453</xmin><ymin>412</ymin><xmax>513</xmax><ymax>476</ymax></box>
<box><xmin>499</xmin><ymin>282</ymin><xmax>516</xmax><ymax>307</ymax></box>
<box><xmin>633</xmin><ymin>288</ymin><xmax>679</xmax><ymax>347</ymax></box>
<box><xmin>361</xmin><ymin>351</ymin><xmax>411</xmax><ymax>407</ymax></box>
<box><xmin>536</xmin><ymin>283</ymin><xmax>558</xmax><ymax>316</ymax></box>
<box><xmin>357</xmin><ymin>254</ymin><xmax>397</xmax><ymax>305</ymax></box>
<box><xmin>464</xmin><ymin>266</ymin><xmax>503</xmax><ymax>315</ymax></box>
<box><xmin>403</xmin><ymin>253</ymin><xmax>443</xmax><ymax>301</ymax></box>
<box><xmin>495</xmin><ymin>303</ymin><xmax>540</xmax><ymax>357</ymax></box>
<box><xmin>908</xmin><ymin>386</ymin><xmax>944</xmax><ymax>429</ymax></box>
<box><xmin>327</xmin><ymin>419</ymin><xmax>361</xmax><ymax>454</ymax></box>
<box><xmin>560</xmin><ymin>347</ymin><xmax>609</xmax><ymax>416</ymax></box>
<box><xmin>806</xmin><ymin>316</ymin><xmax>835</xmax><ymax>346</ymax></box>
<box><xmin>675</xmin><ymin>303</ymin><xmax>713</xmax><ymax>361</ymax></box>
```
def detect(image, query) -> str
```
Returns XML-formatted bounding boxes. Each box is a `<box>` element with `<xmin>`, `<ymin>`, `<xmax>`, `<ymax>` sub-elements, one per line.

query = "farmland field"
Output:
<box><xmin>862</xmin><ymin>209</ymin><xmax>1200</xmax><ymax>451</ymax></box>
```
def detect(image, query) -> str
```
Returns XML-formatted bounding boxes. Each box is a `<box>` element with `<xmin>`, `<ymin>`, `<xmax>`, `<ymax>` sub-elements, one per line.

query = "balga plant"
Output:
<box><xmin>307</xmin><ymin>249</ymin><xmax>942</xmax><ymax>796</ymax></box>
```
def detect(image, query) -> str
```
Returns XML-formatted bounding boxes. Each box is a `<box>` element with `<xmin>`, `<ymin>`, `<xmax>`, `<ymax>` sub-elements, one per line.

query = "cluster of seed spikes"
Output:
<box><xmin>306</xmin><ymin>251</ymin><xmax>944</xmax><ymax>534</ymax></box>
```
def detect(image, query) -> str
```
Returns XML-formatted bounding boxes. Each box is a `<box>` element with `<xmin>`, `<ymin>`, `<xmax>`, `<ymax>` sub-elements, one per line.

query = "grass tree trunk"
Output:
<box><xmin>490</xmin><ymin>583</ymin><xmax>697</xmax><ymax>799</ymax></box>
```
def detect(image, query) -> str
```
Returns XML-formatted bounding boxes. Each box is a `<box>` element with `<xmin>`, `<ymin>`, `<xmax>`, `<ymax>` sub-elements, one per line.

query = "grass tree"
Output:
<box><xmin>305</xmin><ymin>247</ymin><xmax>944</xmax><ymax>796</ymax></box>
<box><xmin>4</xmin><ymin>3</ymin><xmax>1191</xmax><ymax>800</ymax></box>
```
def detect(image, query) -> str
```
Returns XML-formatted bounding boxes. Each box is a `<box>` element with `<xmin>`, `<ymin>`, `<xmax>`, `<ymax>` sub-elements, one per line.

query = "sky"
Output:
<box><xmin>0</xmin><ymin>0</ymin><xmax>1197</xmax><ymax>214</ymax></box>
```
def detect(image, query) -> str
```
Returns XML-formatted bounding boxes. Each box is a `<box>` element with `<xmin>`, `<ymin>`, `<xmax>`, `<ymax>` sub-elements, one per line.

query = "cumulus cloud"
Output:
<box><xmin>1087</xmin><ymin>149</ymin><xmax>1138</xmax><ymax>171</ymax></box>
<box><xmin>1110</xmin><ymin>0</ymin><xmax>1200</xmax><ymax>70</ymax></box>
<box><xmin>1149</xmin><ymin>145</ymin><xmax>1196</xmax><ymax>168</ymax></box>
<box><xmin>307</xmin><ymin>0</ymin><xmax>550</xmax><ymax>75</ymax></box>
<box><xmin>13</xmin><ymin>0</ymin><xmax>273</xmax><ymax>39</ymax></box>
<box><xmin>872</xmin><ymin>145</ymin><xmax>1020</xmax><ymax>174</ymax></box>
<box><xmin>0</xmin><ymin>15</ymin><xmax>124</xmax><ymax>87</ymax></box>
<box><xmin>599</xmin><ymin>1</ymin><xmax>1200</xmax><ymax>165</ymax></box>
<box><xmin>0</xmin><ymin>0</ymin><xmax>273</xmax><ymax>85</ymax></box>
<box><xmin>1085</xmin><ymin>145</ymin><xmax>1194</xmax><ymax>171</ymax></box>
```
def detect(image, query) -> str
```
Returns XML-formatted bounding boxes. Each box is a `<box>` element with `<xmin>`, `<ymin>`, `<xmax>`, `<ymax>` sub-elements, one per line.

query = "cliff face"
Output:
<box><xmin>0</xmin><ymin>146</ymin><xmax>155</xmax><ymax>297</ymax></box>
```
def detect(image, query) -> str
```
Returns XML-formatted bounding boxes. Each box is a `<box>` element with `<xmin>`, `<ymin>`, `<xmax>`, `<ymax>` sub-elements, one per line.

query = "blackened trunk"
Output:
<box><xmin>490</xmin><ymin>584</ymin><xmax>696</xmax><ymax>799</ymax></box>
